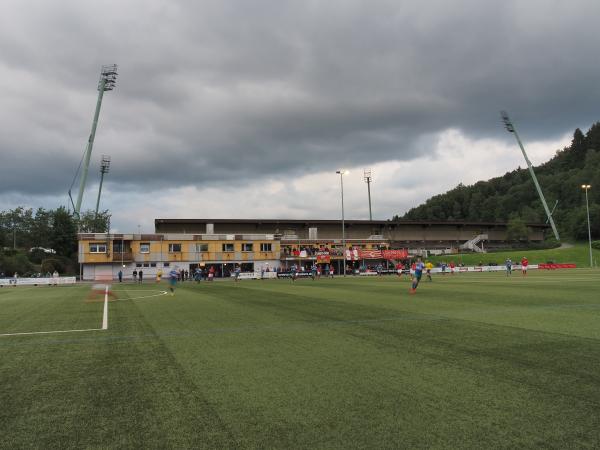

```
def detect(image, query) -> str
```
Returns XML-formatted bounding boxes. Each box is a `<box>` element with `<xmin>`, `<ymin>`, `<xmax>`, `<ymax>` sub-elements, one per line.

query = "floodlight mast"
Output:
<box><xmin>95</xmin><ymin>155</ymin><xmax>111</xmax><ymax>218</ymax></box>
<box><xmin>501</xmin><ymin>111</ymin><xmax>560</xmax><ymax>241</ymax></box>
<box><xmin>74</xmin><ymin>64</ymin><xmax>118</xmax><ymax>217</ymax></box>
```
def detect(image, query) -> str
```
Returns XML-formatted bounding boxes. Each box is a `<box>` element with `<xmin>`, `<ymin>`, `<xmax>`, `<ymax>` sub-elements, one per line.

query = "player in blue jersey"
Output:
<box><xmin>168</xmin><ymin>267</ymin><xmax>178</xmax><ymax>296</ymax></box>
<box><xmin>409</xmin><ymin>258</ymin><xmax>425</xmax><ymax>294</ymax></box>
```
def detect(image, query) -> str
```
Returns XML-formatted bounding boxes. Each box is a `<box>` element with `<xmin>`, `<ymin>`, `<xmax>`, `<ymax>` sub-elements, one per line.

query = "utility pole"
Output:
<box><xmin>364</xmin><ymin>169</ymin><xmax>373</xmax><ymax>221</ymax></box>
<box><xmin>336</xmin><ymin>170</ymin><xmax>349</xmax><ymax>276</ymax></box>
<box><xmin>75</xmin><ymin>65</ymin><xmax>117</xmax><ymax>217</ymax></box>
<box><xmin>582</xmin><ymin>184</ymin><xmax>593</xmax><ymax>267</ymax></box>
<box><xmin>501</xmin><ymin>111</ymin><xmax>560</xmax><ymax>241</ymax></box>
<box><xmin>95</xmin><ymin>155</ymin><xmax>111</xmax><ymax>218</ymax></box>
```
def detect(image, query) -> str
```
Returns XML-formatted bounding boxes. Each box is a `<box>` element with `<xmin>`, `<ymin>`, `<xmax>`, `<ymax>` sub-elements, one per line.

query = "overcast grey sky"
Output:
<box><xmin>1</xmin><ymin>0</ymin><xmax>598</xmax><ymax>231</ymax></box>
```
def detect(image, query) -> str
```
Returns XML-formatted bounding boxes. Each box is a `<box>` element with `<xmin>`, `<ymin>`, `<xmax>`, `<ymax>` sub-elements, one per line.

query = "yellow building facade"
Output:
<box><xmin>78</xmin><ymin>232</ymin><xmax>281</xmax><ymax>281</ymax></box>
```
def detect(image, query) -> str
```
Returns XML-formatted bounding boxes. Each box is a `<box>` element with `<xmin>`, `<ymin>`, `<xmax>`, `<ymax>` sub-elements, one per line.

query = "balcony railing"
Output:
<box><xmin>112</xmin><ymin>252</ymin><xmax>133</xmax><ymax>261</ymax></box>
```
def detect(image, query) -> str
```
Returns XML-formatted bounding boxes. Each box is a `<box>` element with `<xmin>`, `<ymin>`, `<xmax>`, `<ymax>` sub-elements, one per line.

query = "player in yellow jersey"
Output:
<box><xmin>425</xmin><ymin>261</ymin><xmax>433</xmax><ymax>281</ymax></box>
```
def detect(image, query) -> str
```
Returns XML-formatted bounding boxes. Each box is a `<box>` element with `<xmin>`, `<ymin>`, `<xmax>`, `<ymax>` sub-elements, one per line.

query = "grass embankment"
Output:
<box><xmin>428</xmin><ymin>242</ymin><xmax>599</xmax><ymax>266</ymax></box>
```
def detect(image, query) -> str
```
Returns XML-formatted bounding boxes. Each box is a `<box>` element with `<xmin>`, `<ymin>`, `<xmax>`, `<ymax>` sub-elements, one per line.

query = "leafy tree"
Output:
<box><xmin>506</xmin><ymin>217</ymin><xmax>529</xmax><ymax>241</ymax></box>
<box><xmin>78</xmin><ymin>210</ymin><xmax>111</xmax><ymax>233</ymax></box>
<box><xmin>50</xmin><ymin>207</ymin><xmax>78</xmax><ymax>257</ymax></box>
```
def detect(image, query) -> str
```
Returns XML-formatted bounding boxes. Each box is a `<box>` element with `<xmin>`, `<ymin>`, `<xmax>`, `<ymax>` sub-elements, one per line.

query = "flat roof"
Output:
<box><xmin>155</xmin><ymin>218</ymin><xmax>550</xmax><ymax>228</ymax></box>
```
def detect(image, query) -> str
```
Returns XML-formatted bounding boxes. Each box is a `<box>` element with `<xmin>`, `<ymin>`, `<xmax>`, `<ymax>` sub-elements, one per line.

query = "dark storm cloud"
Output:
<box><xmin>1</xmin><ymin>0</ymin><xmax>599</xmax><ymax>196</ymax></box>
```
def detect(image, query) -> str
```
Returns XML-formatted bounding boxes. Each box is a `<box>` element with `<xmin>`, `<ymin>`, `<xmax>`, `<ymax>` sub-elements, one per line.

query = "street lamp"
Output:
<box><xmin>363</xmin><ymin>169</ymin><xmax>373</xmax><ymax>221</ymax></box>
<box><xmin>582</xmin><ymin>184</ymin><xmax>593</xmax><ymax>267</ymax></box>
<box><xmin>336</xmin><ymin>170</ymin><xmax>349</xmax><ymax>276</ymax></box>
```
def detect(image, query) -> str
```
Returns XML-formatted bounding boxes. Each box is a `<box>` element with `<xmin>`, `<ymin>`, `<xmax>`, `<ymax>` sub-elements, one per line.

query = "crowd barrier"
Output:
<box><xmin>0</xmin><ymin>276</ymin><xmax>77</xmax><ymax>287</ymax></box>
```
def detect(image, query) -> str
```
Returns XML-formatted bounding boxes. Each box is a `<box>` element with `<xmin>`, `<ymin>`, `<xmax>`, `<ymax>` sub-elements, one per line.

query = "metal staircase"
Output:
<box><xmin>460</xmin><ymin>234</ymin><xmax>488</xmax><ymax>253</ymax></box>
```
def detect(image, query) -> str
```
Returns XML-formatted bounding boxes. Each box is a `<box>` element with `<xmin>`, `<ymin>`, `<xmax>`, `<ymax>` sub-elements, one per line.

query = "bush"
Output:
<box><xmin>0</xmin><ymin>253</ymin><xmax>34</xmax><ymax>276</ymax></box>
<box><xmin>40</xmin><ymin>258</ymin><xmax>66</xmax><ymax>274</ymax></box>
<box><xmin>592</xmin><ymin>241</ymin><xmax>600</xmax><ymax>250</ymax></box>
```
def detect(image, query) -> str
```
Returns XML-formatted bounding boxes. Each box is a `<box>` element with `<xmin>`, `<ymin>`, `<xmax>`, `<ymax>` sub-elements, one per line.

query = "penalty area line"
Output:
<box><xmin>0</xmin><ymin>328</ymin><xmax>104</xmax><ymax>337</ymax></box>
<box><xmin>102</xmin><ymin>285</ymin><xmax>109</xmax><ymax>330</ymax></box>
<box><xmin>0</xmin><ymin>285</ymin><xmax>111</xmax><ymax>338</ymax></box>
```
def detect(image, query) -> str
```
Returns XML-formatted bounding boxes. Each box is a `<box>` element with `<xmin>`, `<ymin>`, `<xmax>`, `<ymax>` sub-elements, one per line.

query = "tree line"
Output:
<box><xmin>397</xmin><ymin>122</ymin><xmax>600</xmax><ymax>241</ymax></box>
<box><xmin>0</xmin><ymin>208</ymin><xmax>110</xmax><ymax>276</ymax></box>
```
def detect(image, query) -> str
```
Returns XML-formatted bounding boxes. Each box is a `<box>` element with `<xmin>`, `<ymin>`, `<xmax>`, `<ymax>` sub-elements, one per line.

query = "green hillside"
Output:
<box><xmin>399</xmin><ymin>123</ymin><xmax>600</xmax><ymax>241</ymax></box>
<box><xmin>426</xmin><ymin>243</ymin><xmax>599</xmax><ymax>267</ymax></box>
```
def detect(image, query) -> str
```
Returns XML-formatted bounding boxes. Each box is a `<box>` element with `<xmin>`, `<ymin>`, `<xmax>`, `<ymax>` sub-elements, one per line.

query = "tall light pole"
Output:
<box><xmin>501</xmin><ymin>111</ymin><xmax>560</xmax><ymax>241</ymax></box>
<box><xmin>95</xmin><ymin>155</ymin><xmax>111</xmax><ymax>219</ymax></box>
<box><xmin>364</xmin><ymin>169</ymin><xmax>373</xmax><ymax>221</ymax></box>
<box><xmin>75</xmin><ymin>64</ymin><xmax>118</xmax><ymax>217</ymax></box>
<box><xmin>582</xmin><ymin>184</ymin><xmax>593</xmax><ymax>267</ymax></box>
<box><xmin>336</xmin><ymin>170</ymin><xmax>349</xmax><ymax>276</ymax></box>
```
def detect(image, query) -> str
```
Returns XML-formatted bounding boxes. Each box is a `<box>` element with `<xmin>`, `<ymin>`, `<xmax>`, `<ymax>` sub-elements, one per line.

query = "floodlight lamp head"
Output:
<box><xmin>99</xmin><ymin>64</ymin><xmax>118</xmax><ymax>91</ymax></box>
<box><xmin>363</xmin><ymin>169</ymin><xmax>372</xmax><ymax>182</ymax></box>
<box><xmin>100</xmin><ymin>155</ymin><xmax>111</xmax><ymax>173</ymax></box>
<box><xmin>500</xmin><ymin>110</ymin><xmax>514</xmax><ymax>133</ymax></box>
<box><xmin>582</xmin><ymin>184</ymin><xmax>591</xmax><ymax>189</ymax></box>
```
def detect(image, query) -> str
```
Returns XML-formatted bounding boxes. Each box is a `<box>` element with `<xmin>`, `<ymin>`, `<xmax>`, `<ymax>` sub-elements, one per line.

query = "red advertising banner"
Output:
<box><xmin>538</xmin><ymin>263</ymin><xmax>577</xmax><ymax>269</ymax></box>
<box><xmin>316</xmin><ymin>251</ymin><xmax>331</xmax><ymax>263</ymax></box>
<box><xmin>358</xmin><ymin>250</ymin><xmax>383</xmax><ymax>259</ymax></box>
<box><xmin>382</xmin><ymin>249</ymin><xmax>408</xmax><ymax>260</ymax></box>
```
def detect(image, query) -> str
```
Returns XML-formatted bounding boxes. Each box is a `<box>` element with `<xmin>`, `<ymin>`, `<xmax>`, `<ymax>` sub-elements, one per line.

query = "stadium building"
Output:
<box><xmin>78</xmin><ymin>218</ymin><xmax>548</xmax><ymax>280</ymax></box>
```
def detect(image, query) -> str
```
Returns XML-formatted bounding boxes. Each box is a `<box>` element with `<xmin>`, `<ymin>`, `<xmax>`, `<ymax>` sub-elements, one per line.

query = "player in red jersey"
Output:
<box><xmin>396</xmin><ymin>262</ymin><xmax>404</xmax><ymax>277</ymax></box>
<box><xmin>521</xmin><ymin>257</ymin><xmax>529</xmax><ymax>276</ymax></box>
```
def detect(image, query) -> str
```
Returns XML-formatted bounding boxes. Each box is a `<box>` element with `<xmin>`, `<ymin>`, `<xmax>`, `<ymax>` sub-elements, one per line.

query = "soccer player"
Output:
<box><xmin>168</xmin><ymin>267</ymin><xmax>178</xmax><ymax>296</ymax></box>
<box><xmin>409</xmin><ymin>258</ymin><xmax>425</xmax><ymax>294</ymax></box>
<box><xmin>505</xmin><ymin>258</ymin><xmax>512</xmax><ymax>276</ymax></box>
<box><xmin>132</xmin><ymin>268</ymin><xmax>137</xmax><ymax>283</ymax></box>
<box><xmin>156</xmin><ymin>269</ymin><xmax>162</xmax><ymax>283</ymax></box>
<box><xmin>234</xmin><ymin>265</ymin><xmax>241</xmax><ymax>282</ymax></box>
<box><xmin>521</xmin><ymin>256</ymin><xmax>529</xmax><ymax>276</ymax></box>
<box><xmin>396</xmin><ymin>262</ymin><xmax>404</xmax><ymax>277</ymax></box>
<box><xmin>329</xmin><ymin>265</ymin><xmax>334</xmax><ymax>278</ymax></box>
<box><xmin>311</xmin><ymin>264</ymin><xmax>317</xmax><ymax>280</ymax></box>
<box><xmin>425</xmin><ymin>261</ymin><xmax>433</xmax><ymax>281</ymax></box>
<box><xmin>449</xmin><ymin>261</ymin><xmax>455</xmax><ymax>275</ymax></box>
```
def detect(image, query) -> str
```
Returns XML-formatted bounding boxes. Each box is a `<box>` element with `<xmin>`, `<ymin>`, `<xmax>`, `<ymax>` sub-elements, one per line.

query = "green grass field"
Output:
<box><xmin>1</xmin><ymin>271</ymin><xmax>600</xmax><ymax>448</ymax></box>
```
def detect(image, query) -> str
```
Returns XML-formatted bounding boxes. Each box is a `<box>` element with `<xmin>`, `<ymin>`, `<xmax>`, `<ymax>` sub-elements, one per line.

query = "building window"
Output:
<box><xmin>136</xmin><ymin>263</ymin><xmax>142</xmax><ymax>267</ymax></box>
<box><xmin>113</xmin><ymin>242</ymin><xmax>124</xmax><ymax>253</ymax></box>
<box><xmin>260</xmin><ymin>243</ymin><xmax>272</xmax><ymax>252</ymax></box>
<box><xmin>242</xmin><ymin>243</ymin><xmax>253</xmax><ymax>252</ymax></box>
<box><xmin>195</xmin><ymin>243</ymin><xmax>209</xmax><ymax>252</ymax></box>
<box><xmin>140</xmin><ymin>243</ymin><xmax>150</xmax><ymax>253</ymax></box>
<box><xmin>163</xmin><ymin>262</ymin><xmax>170</xmax><ymax>267</ymax></box>
<box><xmin>150</xmin><ymin>263</ymin><xmax>157</xmax><ymax>267</ymax></box>
<box><xmin>222</xmin><ymin>243</ymin><xmax>234</xmax><ymax>252</ymax></box>
<box><xmin>143</xmin><ymin>263</ymin><xmax>149</xmax><ymax>267</ymax></box>
<box><xmin>168</xmin><ymin>243</ymin><xmax>181</xmax><ymax>252</ymax></box>
<box><xmin>89</xmin><ymin>243</ymin><xmax>107</xmax><ymax>253</ymax></box>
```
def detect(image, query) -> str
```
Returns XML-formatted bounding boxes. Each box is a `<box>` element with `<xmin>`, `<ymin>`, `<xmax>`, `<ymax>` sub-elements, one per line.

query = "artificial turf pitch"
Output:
<box><xmin>1</xmin><ymin>270</ymin><xmax>599</xmax><ymax>449</ymax></box>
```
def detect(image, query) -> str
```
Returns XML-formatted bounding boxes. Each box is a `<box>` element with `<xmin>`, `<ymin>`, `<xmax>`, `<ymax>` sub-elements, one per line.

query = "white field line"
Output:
<box><xmin>102</xmin><ymin>285</ymin><xmax>109</xmax><ymax>330</ymax></box>
<box><xmin>0</xmin><ymin>328</ymin><xmax>103</xmax><ymax>337</ymax></box>
<box><xmin>110</xmin><ymin>290</ymin><xmax>168</xmax><ymax>301</ymax></box>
